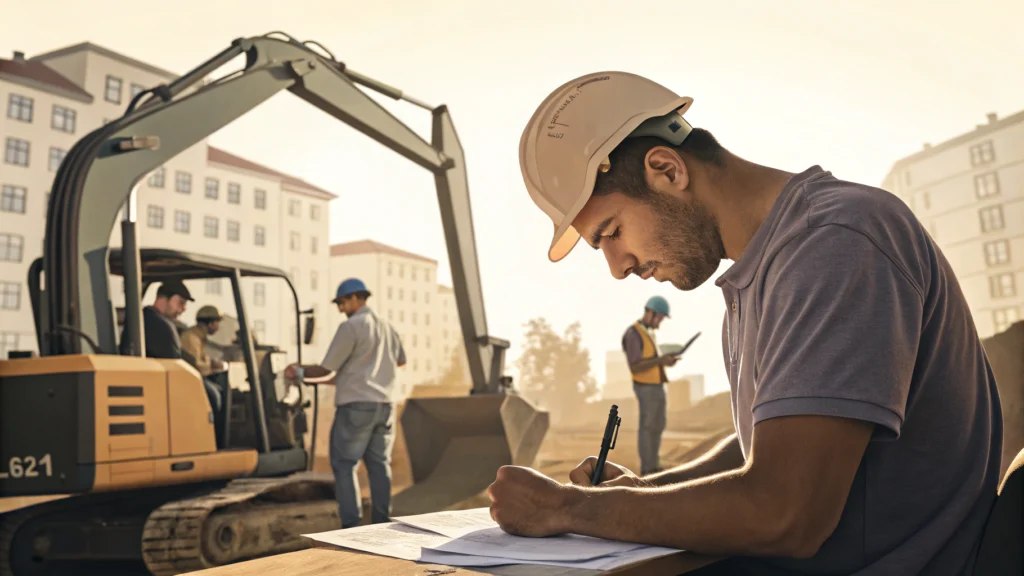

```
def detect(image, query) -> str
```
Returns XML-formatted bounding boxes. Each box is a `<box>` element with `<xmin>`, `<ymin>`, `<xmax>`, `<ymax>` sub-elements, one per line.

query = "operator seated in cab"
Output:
<box><xmin>181</xmin><ymin>305</ymin><xmax>228</xmax><ymax>412</ymax></box>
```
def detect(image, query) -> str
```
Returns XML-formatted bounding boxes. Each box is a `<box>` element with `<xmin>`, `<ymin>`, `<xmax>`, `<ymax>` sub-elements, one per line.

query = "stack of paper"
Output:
<box><xmin>303</xmin><ymin>507</ymin><xmax>681</xmax><ymax>571</ymax></box>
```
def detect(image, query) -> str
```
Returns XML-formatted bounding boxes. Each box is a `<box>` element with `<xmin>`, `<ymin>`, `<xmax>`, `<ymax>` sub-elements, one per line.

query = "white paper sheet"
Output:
<box><xmin>426</xmin><ymin>526</ymin><xmax>649</xmax><ymax>562</ymax></box>
<box><xmin>303</xmin><ymin>522</ymin><xmax>450</xmax><ymax>561</ymax></box>
<box><xmin>419</xmin><ymin>545</ymin><xmax>681</xmax><ymax>570</ymax></box>
<box><xmin>393</xmin><ymin>507</ymin><xmax>497</xmax><ymax>538</ymax></box>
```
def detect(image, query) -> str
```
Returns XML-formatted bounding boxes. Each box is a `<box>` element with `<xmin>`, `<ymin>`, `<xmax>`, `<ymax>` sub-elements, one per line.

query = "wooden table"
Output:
<box><xmin>190</xmin><ymin>545</ymin><xmax>721</xmax><ymax>575</ymax></box>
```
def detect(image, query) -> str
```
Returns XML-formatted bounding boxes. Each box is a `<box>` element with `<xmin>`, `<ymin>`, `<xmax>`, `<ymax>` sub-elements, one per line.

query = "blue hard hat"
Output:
<box><xmin>334</xmin><ymin>278</ymin><xmax>371</xmax><ymax>301</ymax></box>
<box><xmin>645</xmin><ymin>296</ymin><xmax>670</xmax><ymax>317</ymax></box>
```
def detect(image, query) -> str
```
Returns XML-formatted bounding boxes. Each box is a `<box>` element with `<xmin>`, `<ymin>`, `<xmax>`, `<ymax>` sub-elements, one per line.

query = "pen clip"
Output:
<box><xmin>609</xmin><ymin>416</ymin><xmax>621</xmax><ymax>450</ymax></box>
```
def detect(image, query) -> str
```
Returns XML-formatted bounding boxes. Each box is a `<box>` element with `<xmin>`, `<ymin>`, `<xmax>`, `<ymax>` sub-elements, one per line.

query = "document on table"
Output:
<box><xmin>303</xmin><ymin>522</ymin><xmax>450</xmax><ymax>561</ymax></box>
<box><xmin>425</xmin><ymin>526</ymin><xmax>649</xmax><ymax>562</ymax></box>
<box><xmin>304</xmin><ymin>507</ymin><xmax>684</xmax><ymax>569</ymax></box>
<box><xmin>392</xmin><ymin>507</ymin><xmax>496</xmax><ymax>538</ymax></box>
<box><xmin>420</xmin><ymin>545</ymin><xmax>680</xmax><ymax>570</ymax></box>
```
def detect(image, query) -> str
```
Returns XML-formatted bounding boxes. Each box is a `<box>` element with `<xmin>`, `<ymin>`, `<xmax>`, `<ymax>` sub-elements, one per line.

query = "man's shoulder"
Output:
<box><xmin>766</xmin><ymin>171</ymin><xmax>932</xmax><ymax>279</ymax></box>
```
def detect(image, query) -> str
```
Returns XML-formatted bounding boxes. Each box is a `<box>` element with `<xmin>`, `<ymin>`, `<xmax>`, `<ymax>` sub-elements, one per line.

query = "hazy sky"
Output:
<box><xmin>4</xmin><ymin>0</ymin><xmax>1023</xmax><ymax>396</ymax></box>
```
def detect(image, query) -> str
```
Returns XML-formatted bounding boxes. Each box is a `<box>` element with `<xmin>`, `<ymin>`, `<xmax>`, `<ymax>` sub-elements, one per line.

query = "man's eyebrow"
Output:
<box><xmin>588</xmin><ymin>216</ymin><xmax>615</xmax><ymax>248</ymax></box>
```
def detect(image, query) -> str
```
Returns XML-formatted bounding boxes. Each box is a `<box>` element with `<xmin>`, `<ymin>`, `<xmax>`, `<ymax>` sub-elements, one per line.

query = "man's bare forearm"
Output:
<box><xmin>561</xmin><ymin>468</ymin><xmax>799</xmax><ymax>557</ymax></box>
<box><xmin>646</xmin><ymin>433</ymin><xmax>744</xmax><ymax>486</ymax></box>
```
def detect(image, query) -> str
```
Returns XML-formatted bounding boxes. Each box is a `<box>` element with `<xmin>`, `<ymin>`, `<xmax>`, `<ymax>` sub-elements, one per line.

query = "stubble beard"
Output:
<box><xmin>641</xmin><ymin>191</ymin><xmax>724</xmax><ymax>291</ymax></box>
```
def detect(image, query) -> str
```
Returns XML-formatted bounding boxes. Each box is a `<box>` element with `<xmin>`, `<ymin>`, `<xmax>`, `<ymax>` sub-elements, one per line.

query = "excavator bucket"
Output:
<box><xmin>391</xmin><ymin>395</ymin><xmax>549</xmax><ymax>515</ymax></box>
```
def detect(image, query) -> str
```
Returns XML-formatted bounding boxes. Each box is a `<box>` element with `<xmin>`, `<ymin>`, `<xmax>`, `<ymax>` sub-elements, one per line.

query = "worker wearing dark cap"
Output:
<box><xmin>120</xmin><ymin>279</ymin><xmax>193</xmax><ymax>360</ymax></box>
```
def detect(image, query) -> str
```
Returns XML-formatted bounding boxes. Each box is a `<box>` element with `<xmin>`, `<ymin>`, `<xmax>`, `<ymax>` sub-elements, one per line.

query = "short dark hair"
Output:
<box><xmin>593</xmin><ymin>128</ymin><xmax>726</xmax><ymax>198</ymax></box>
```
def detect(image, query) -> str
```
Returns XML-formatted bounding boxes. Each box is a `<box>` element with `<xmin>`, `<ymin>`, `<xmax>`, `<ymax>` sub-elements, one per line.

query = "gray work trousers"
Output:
<box><xmin>634</xmin><ymin>382</ymin><xmax>667</xmax><ymax>475</ymax></box>
<box><xmin>329</xmin><ymin>402</ymin><xmax>395</xmax><ymax>528</ymax></box>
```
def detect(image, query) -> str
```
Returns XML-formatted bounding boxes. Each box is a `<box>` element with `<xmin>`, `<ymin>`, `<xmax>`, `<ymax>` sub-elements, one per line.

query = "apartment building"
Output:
<box><xmin>0</xmin><ymin>42</ymin><xmax>334</xmax><ymax>360</ymax></box>
<box><xmin>328</xmin><ymin>240</ymin><xmax>465</xmax><ymax>398</ymax></box>
<box><xmin>881</xmin><ymin>109</ymin><xmax>1024</xmax><ymax>338</ymax></box>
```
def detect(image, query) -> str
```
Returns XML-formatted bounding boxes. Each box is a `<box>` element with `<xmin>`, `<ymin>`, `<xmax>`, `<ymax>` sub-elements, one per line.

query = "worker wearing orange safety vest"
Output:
<box><xmin>621</xmin><ymin>296</ymin><xmax>677</xmax><ymax>475</ymax></box>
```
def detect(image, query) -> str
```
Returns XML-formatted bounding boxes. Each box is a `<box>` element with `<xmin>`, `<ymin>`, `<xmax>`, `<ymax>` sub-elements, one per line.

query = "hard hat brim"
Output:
<box><xmin>544</xmin><ymin>96</ymin><xmax>694</xmax><ymax>263</ymax></box>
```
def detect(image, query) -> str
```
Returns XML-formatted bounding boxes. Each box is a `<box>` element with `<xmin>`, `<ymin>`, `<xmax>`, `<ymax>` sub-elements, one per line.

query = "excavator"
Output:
<box><xmin>0</xmin><ymin>32</ymin><xmax>549</xmax><ymax>575</ymax></box>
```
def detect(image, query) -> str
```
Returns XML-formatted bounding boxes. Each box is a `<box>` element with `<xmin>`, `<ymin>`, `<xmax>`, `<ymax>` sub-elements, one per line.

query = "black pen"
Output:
<box><xmin>591</xmin><ymin>404</ymin><xmax>622</xmax><ymax>485</ymax></box>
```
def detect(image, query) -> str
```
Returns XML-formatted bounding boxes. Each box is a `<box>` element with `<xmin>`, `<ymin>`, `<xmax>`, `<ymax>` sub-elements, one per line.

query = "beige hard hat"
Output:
<box><xmin>196</xmin><ymin>305</ymin><xmax>222</xmax><ymax>322</ymax></box>
<box><xmin>519</xmin><ymin>72</ymin><xmax>695</xmax><ymax>262</ymax></box>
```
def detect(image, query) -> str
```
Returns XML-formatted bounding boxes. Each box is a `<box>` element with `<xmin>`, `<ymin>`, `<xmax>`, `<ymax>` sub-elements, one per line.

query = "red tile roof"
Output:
<box><xmin>0</xmin><ymin>56</ymin><xmax>92</xmax><ymax>101</ymax></box>
<box><xmin>330</xmin><ymin>240</ymin><xmax>437</xmax><ymax>264</ymax></box>
<box><xmin>206</xmin><ymin>146</ymin><xmax>337</xmax><ymax>199</ymax></box>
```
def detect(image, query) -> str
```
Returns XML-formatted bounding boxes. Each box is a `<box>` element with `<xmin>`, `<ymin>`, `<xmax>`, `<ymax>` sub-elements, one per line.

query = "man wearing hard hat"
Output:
<box><xmin>181</xmin><ymin>305</ymin><xmax>227</xmax><ymax>377</ymax></box>
<box><xmin>487</xmin><ymin>72</ymin><xmax>1002</xmax><ymax>574</ymax></box>
<box><xmin>285</xmin><ymin>278</ymin><xmax>406</xmax><ymax>528</ymax></box>
<box><xmin>622</xmin><ymin>296</ymin><xmax>677</xmax><ymax>475</ymax></box>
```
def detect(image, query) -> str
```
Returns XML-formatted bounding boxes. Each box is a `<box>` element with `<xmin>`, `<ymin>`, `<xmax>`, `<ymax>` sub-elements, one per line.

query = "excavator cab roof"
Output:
<box><xmin>107</xmin><ymin>248</ymin><xmax>293</xmax><ymax>282</ymax></box>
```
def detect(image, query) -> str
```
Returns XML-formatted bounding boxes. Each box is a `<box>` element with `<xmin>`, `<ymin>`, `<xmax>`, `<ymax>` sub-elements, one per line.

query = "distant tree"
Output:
<box><xmin>515</xmin><ymin>318</ymin><xmax>598</xmax><ymax>419</ymax></box>
<box><xmin>435</xmin><ymin>344</ymin><xmax>470</xmax><ymax>389</ymax></box>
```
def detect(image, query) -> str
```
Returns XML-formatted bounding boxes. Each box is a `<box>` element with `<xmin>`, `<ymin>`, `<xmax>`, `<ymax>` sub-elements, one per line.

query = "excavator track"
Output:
<box><xmin>141</xmin><ymin>474</ymin><xmax>338</xmax><ymax>576</ymax></box>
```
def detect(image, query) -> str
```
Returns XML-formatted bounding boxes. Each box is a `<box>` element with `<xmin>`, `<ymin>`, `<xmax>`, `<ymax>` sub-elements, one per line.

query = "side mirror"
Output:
<box><xmin>303</xmin><ymin>314</ymin><xmax>316</xmax><ymax>345</ymax></box>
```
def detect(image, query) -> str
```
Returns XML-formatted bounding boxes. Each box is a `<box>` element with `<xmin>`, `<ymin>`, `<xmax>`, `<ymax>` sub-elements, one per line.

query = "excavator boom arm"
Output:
<box><xmin>43</xmin><ymin>33</ymin><xmax>505</xmax><ymax>393</ymax></box>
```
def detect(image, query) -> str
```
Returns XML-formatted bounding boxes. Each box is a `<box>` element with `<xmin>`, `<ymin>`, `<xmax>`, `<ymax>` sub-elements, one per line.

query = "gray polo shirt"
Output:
<box><xmin>321</xmin><ymin>306</ymin><xmax>406</xmax><ymax>406</ymax></box>
<box><xmin>718</xmin><ymin>165</ymin><xmax>1002</xmax><ymax>574</ymax></box>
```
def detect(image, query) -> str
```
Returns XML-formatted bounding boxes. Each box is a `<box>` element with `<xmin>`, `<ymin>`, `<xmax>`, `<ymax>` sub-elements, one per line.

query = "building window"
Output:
<box><xmin>311</xmin><ymin>236</ymin><xmax>318</xmax><ymax>255</ymax></box>
<box><xmin>0</xmin><ymin>332</ymin><xmax>18</xmax><ymax>359</ymax></box>
<box><xmin>204</xmin><ymin>216</ymin><xmax>219</xmax><ymax>238</ymax></box>
<box><xmin>425</xmin><ymin>313</ymin><xmax>430</xmax><ymax>326</ymax></box>
<box><xmin>206</xmin><ymin>279</ymin><xmax>221</xmax><ymax>295</ymax></box>
<box><xmin>387</xmin><ymin>287</ymin><xmax>393</xmax><ymax>299</ymax></box>
<box><xmin>979</xmin><ymin>205</ymin><xmax>1005</xmax><ymax>233</ymax></box>
<box><xmin>254</xmin><ymin>225</ymin><xmax>266</xmax><ymax>246</ymax></box>
<box><xmin>388</xmin><ymin>310</ymin><xmax>393</xmax><ymax>321</ymax></box>
<box><xmin>425</xmin><ymin>269</ymin><xmax>431</xmax><ymax>283</ymax></box>
<box><xmin>412</xmin><ymin>334</ymin><xmax>418</xmax><ymax>347</ymax></box>
<box><xmin>412</xmin><ymin>312</ymin><xmax>417</xmax><ymax>325</ymax></box>
<box><xmin>412</xmin><ymin>359</ymin><xmax>418</xmax><ymax>372</ymax></box>
<box><xmin>4</xmin><ymin>138</ymin><xmax>30</xmax><ymax>166</ymax></box>
<box><xmin>310</xmin><ymin>270</ymin><xmax>318</xmax><ymax>290</ymax></box>
<box><xmin>0</xmin><ymin>282</ymin><xmax>20</xmax><ymax>310</ymax></box>
<box><xmin>105</xmin><ymin>75</ymin><xmax>123</xmax><ymax>104</ymax></box>
<box><xmin>970</xmin><ymin>140</ymin><xmax>996</xmax><ymax>166</ymax></box>
<box><xmin>412</xmin><ymin>290</ymin><xmax>417</xmax><ymax>303</ymax></box>
<box><xmin>289</xmin><ymin>199</ymin><xmax>300</xmax><ymax>216</ymax></box>
<box><xmin>290</xmin><ymin>232</ymin><xmax>301</xmax><ymax>251</ymax></box>
<box><xmin>175</xmin><ymin>171</ymin><xmax>192</xmax><ymax>194</ymax></box>
<box><xmin>130</xmin><ymin>83</ymin><xmax>146</xmax><ymax>99</ymax></box>
<box><xmin>252</xmin><ymin>320</ymin><xmax>266</xmax><ymax>341</ymax></box>
<box><xmin>1</xmin><ymin>185</ymin><xmax>27</xmax><ymax>213</ymax></box>
<box><xmin>399</xmin><ymin>264</ymin><xmax>405</xmax><ymax>278</ymax></box>
<box><xmin>426</xmin><ymin>359</ymin><xmax>432</xmax><ymax>371</ymax></box>
<box><xmin>399</xmin><ymin>310</ymin><xmax>405</xmax><ymax>322</ymax></box>
<box><xmin>425</xmin><ymin>291</ymin><xmax>430</xmax><ymax>304</ymax></box>
<box><xmin>399</xmin><ymin>288</ymin><xmax>404</xmax><ymax>301</ymax></box>
<box><xmin>426</xmin><ymin>336</ymin><xmax>431</xmax><ymax>348</ymax></box>
<box><xmin>148</xmin><ymin>166</ymin><xmax>165</xmax><ymax>188</ymax></box>
<box><xmin>174</xmin><ymin>210</ymin><xmax>190</xmax><ymax>234</ymax></box>
<box><xmin>974</xmin><ymin>172</ymin><xmax>1000</xmax><ymax>199</ymax></box>
<box><xmin>993</xmin><ymin>307</ymin><xmax>1020</xmax><ymax>334</ymax></box>
<box><xmin>289</xmin><ymin>267</ymin><xmax>299</xmax><ymax>282</ymax></box>
<box><xmin>228</xmin><ymin>183</ymin><xmax>241</xmax><ymax>204</ymax></box>
<box><xmin>48</xmin><ymin>147</ymin><xmax>67</xmax><ymax>172</ymax></box>
<box><xmin>6</xmin><ymin>94</ymin><xmax>32</xmax><ymax>122</ymax></box>
<box><xmin>310</xmin><ymin>204</ymin><xmax>321</xmax><ymax>221</ymax></box>
<box><xmin>205</xmin><ymin>178</ymin><xmax>219</xmax><ymax>200</ymax></box>
<box><xmin>227</xmin><ymin>220</ymin><xmax>240</xmax><ymax>242</ymax></box>
<box><xmin>984</xmin><ymin>240</ymin><xmax>1010</xmax><ymax>267</ymax></box>
<box><xmin>51</xmin><ymin>105</ymin><xmax>77</xmax><ymax>133</ymax></box>
<box><xmin>147</xmin><ymin>205</ymin><xmax>164</xmax><ymax>228</ymax></box>
<box><xmin>255</xmin><ymin>188</ymin><xmax>266</xmax><ymax>210</ymax></box>
<box><xmin>990</xmin><ymin>273</ymin><xmax>1016</xmax><ymax>299</ymax></box>
<box><xmin>387</xmin><ymin>262</ymin><xmax>393</xmax><ymax>276</ymax></box>
<box><xmin>254</xmin><ymin>283</ymin><xmax>266</xmax><ymax>307</ymax></box>
<box><xmin>0</xmin><ymin>234</ymin><xmax>24</xmax><ymax>262</ymax></box>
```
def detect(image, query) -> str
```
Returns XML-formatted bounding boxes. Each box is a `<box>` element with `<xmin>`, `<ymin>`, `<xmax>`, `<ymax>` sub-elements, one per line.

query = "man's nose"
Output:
<box><xmin>602</xmin><ymin>245</ymin><xmax>635</xmax><ymax>280</ymax></box>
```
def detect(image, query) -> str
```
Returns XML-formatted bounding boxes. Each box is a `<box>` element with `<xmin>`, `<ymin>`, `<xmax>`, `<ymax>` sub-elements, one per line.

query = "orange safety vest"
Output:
<box><xmin>631</xmin><ymin>321</ymin><xmax>667</xmax><ymax>385</ymax></box>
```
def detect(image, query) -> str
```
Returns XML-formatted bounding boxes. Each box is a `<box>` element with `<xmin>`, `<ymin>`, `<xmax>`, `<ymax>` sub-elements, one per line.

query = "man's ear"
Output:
<box><xmin>644</xmin><ymin>146</ymin><xmax>690</xmax><ymax>195</ymax></box>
